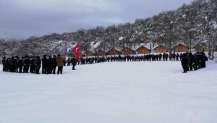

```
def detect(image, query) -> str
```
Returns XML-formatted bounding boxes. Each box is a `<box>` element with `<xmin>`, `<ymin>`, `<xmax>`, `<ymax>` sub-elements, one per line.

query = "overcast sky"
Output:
<box><xmin>0</xmin><ymin>0</ymin><xmax>194</xmax><ymax>39</ymax></box>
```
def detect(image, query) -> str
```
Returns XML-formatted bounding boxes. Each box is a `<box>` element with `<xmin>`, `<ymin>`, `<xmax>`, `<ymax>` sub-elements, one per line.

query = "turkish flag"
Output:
<box><xmin>72</xmin><ymin>42</ymin><xmax>80</xmax><ymax>60</ymax></box>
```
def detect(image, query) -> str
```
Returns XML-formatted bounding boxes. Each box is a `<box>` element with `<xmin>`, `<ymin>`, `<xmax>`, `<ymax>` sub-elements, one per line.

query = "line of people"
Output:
<box><xmin>77</xmin><ymin>53</ymin><xmax>181</xmax><ymax>65</ymax></box>
<box><xmin>181</xmin><ymin>52</ymin><xmax>208</xmax><ymax>73</ymax></box>
<box><xmin>2</xmin><ymin>54</ymin><xmax>69</xmax><ymax>74</ymax></box>
<box><xmin>2</xmin><ymin>52</ymin><xmax>203</xmax><ymax>74</ymax></box>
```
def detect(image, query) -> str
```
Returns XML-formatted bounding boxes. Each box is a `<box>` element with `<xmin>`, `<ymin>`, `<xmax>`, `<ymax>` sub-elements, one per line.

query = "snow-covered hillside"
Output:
<box><xmin>0</xmin><ymin>61</ymin><xmax>217</xmax><ymax>123</ymax></box>
<box><xmin>1</xmin><ymin>0</ymin><xmax>217</xmax><ymax>57</ymax></box>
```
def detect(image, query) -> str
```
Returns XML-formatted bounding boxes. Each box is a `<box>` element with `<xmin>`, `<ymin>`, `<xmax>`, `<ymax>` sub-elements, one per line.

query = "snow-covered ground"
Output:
<box><xmin>0</xmin><ymin>61</ymin><xmax>217</xmax><ymax>123</ymax></box>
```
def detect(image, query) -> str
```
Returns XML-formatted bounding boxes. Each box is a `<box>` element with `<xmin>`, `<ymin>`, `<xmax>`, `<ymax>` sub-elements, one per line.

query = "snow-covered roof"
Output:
<box><xmin>132</xmin><ymin>42</ymin><xmax>158</xmax><ymax>50</ymax></box>
<box><xmin>201</xmin><ymin>40</ymin><xmax>208</xmax><ymax>43</ymax></box>
<box><xmin>119</xmin><ymin>37</ymin><xmax>124</xmax><ymax>41</ymax></box>
<box><xmin>145</xmin><ymin>42</ymin><xmax>159</xmax><ymax>49</ymax></box>
<box><xmin>174</xmin><ymin>42</ymin><xmax>187</xmax><ymax>47</ymax></box>
<box><xmin>153</xmin><ymin>45</ymin><xmax>167</xmax><ymax>49</ymax></box>
<box><xmin>90</xmin><ymin>41</ymin><xmax>102</xmax><ymax>52</ymax></box>
<box><xmin>107</xmin><ymin>47</ymin><xmax>121</xmax><ymax>52</ymax></box>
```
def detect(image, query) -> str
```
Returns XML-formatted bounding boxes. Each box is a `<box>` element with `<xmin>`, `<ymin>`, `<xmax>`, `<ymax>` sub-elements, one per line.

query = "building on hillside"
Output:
<box><xmin>153</xmin><ymin>45</ymin><xmax>168</xmax><ymax>53</ymax></box>
<box><xmin>136</xmin><ymin>46</ymin><xmax>150</xmax><ymax>54</ymax></box>
<box><xmin>121</xmin><ymin>47</ymin><xmax>136</xmax><ymax>55</ymax></box>
<box><xmin>174</xmin><ymin>43</ymin><xmax>188</xmax><ymax>52</ymax></box>
<box><xmin>106</xmin><ymin>48</ymin><xmax>121</xmax><ymax>55</ymax></box>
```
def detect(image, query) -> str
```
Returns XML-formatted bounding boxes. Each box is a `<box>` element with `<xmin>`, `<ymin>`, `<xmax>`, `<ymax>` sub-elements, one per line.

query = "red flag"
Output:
<box><xmin>72</xmin><ymin>42</ymin><xmax>80</xmax><ymax>60</ymax></box>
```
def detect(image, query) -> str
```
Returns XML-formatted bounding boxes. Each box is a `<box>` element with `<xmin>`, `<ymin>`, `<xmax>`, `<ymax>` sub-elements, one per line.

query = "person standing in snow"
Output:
<box><xmin>71</xmin><ymin>56</ymin><xmax>77</xmax><ymax>70</ymax></box>
<box><xmin>176</xmin><ymin>53</ymin><xmax>180</xmax><ymax>61</ymax></box>
<box><xmin>187</xmin><ymin>53</ymin><xmax>194</xmax><ymax>71</ymax></box>
<box><xmin>11</xmin><ymin>56</ymin><xmax>17</xmax><ymax>72</ymax></box>
<box><xmin>200</xmin><ymin>52</ymin><xmax>208</xmax><ymax>68</ymax></box>
<box><xmin>67</xmin><ymin>58</ymin><xmax>71</xmax><ymax>66</ymax></box>
<box><xmin>30</xmin><ymin>57</ymin><xmax>35</xmax><ymax>73</ymax></box>
<box><xmin>181</xmin><ymin>53</ymin><xmax>189</xmax><ymax>73</ymax></box>
<box><xmin>56</xmin><ymin>54</ymin><xmax>64</xmax><ymax>74</ymax></box>
<box><xmin>23</xmin><ymin>56</ymin><xmax>30</xmax><ymax>73</ymax></box>
<box><xmin>52</xmin><ymin>55</ymin><xmax>57</xmax><ymax>74</ymax></box>
<box><xmin>42</xmin><ymin>55</ymin><xmax>48</xmax><ymax>74</ymax></box>
<box><xmin>35</xmin><ymin>56</ymin><xmax>41</xmax><ymax>74</ymax></box>
<box><xmin>2</xmin><ymin>56</ymin><xmax>6</xmax><ymax>72</ymax></box>
<box><xmin>47</xmin><ymin>56</ymin><xmax>53</xmax><ymax>74</ymax></box>
<box><xmin>17</xmin><ymin>57</ymin><xmax>23</xmax><ymax>73</ymax></box>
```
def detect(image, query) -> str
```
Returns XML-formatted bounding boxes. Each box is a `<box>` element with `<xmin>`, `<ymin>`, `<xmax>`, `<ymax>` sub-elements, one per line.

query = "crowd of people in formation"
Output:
<box><xmin>1</xmin><ymin>53</ymin><xmax>180</xmax><ymax>73</ymax></box>
<box><xmin>1</xmin><ymin>54</ymin><xmax>77</xmax><ymax>74</ymax></box>
<box><xmin>1</xmin><ymin>52</ymin><xmax>208</xmax><ymax>74</ymax></box>
<box><xmin>78</xmin><ymin>53</ymin><xmax>181</xmax><ymax>65</ymax></box>
<box><xmin>180</xmin><ymin>52</ymin><xmax>208</xmax><ymax>73</ymax></box>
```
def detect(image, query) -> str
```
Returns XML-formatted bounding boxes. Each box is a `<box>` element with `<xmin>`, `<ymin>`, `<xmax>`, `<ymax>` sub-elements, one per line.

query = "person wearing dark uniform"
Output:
<box><xmin>11</xmin><ymin>57</ymin><xmax>17</xmax><ymax>72</ymax></box>
<box><xmin>67</xmin><ymin>58</ymin><xmax>71</xmax><ymax>66</ymax></box>
<box><xmin>23</xmin><ymin>56</ymin><xmax>30</xmax><ymax>73</ymax></box>
<box><xmin>63</xmin><ymin>59</ymin><xmax>66</xmax><ymax>66</ymax></box>
<box><xmin>30</xmin><ymin>57</ymin><xmax>35</xmax><ymax>73</ymax></box>
<box><xmin>47</xmin><ymin>56</ymin><xmax>53</xmax><ymax>74</ymax></box>
<box><xmin>200</xmin><ymin>52</ymin><xmax>208</xmax><ymax>68</ymax></box>
<box><xmin>42</xmin><ymin>55</ymin><xmax>48</xmax><ymax>74</ymax></box>
<box><xmin>181</xmin><ymin>53</ymin><xmax>189</xmax><ymax>73</ymax></box>
<box><xmin>176</xmin><ymin>53</ymin><xmax>180</xmax><ymax>61</ymax></box>
<box><xmin>71</xmin><ymin>57</ymin><xmax>77</xmax><ymax>70</ymax></box>
<box><xmin>52</xmin><ymin>55</ymin><xmax>57</xmax><ymax>74</ymax></box>
<box><xmin>18</xmin><ymin>57</ymin><xmax>23</xmax><ymax>73</ymax></box>
<box><xmin>35</xmin><ymin>56</ymin><xmax>41</xmax><ymax>74</ymax></box>
<box><xmin>5</xmin><ymin>58</ymin><xmax>10</xmax><ymax>72</ymax></box>
<box><xmin>14</xmin><ymin>56</ymin><xmax>19</xmax><ymax>73</ymax></box>
<box><xmin>187</xmin><ymin>53</ymin><xmax>193</xmax><ymax>71</ymax></box>
<box><xmin>2</xmin><ymin>56</ymin><xmax>6</xmax><ymax>72</ymax></box>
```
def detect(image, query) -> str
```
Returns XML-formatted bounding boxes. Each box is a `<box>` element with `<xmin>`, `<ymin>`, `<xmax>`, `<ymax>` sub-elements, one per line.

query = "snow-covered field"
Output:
<box><xmin>0</xmin><ymin>61</ymin><xmax>217</xmax><ymax>123</ymax></box>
